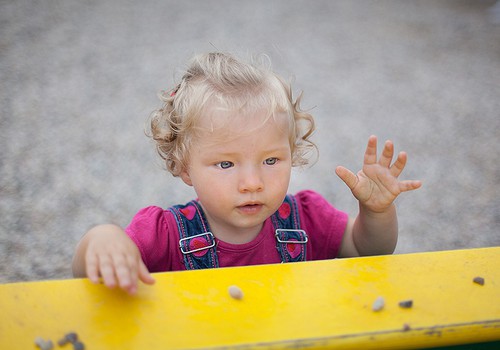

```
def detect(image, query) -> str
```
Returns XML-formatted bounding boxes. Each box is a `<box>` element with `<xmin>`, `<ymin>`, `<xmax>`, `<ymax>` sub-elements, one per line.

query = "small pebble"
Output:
<box><xmin>228</xmin><ymin>285</ymin><xmax>244</xmax><ymax>300</ymax></box>
<box><xmin>398</xmin><ymin>299</ymin><xmax>413</xmax><ymax>309</ymax></box>
<box><xmin>57</xmin><ymin>337</ymin><xmax>70</xmax><ymax>346</ymax></box>
<box><xmin>372</xmin><ymin>296</ymin><xmax>385</xmax><ymax>312</ymax></box>
<box><xmin>73</xmin><ymin>341</ymin><xmax>85</xmax><ymax>350</ymax></box>
<box><xmin>66</xmin><ymin>332</ymin><xmax>78</xmax><ymax>343</ymax></box>
<box><xmin>35</xmin><ymin>337</ymin><xmax>45</xmax><ymax>347</ymax></box>
<box><xmin>58</xmin><ymin>332</ymin><xmax>78</xmax><ymax>346</ymax></box>
<box><xmin>34</xmin><ymin>338</ymin><xmax>54</xmax><ymax>350</ymax></box>
<box><xmin>473</xmin><ymin>276</ymin><xmax>485</xmax><ymax>286</ymax></box>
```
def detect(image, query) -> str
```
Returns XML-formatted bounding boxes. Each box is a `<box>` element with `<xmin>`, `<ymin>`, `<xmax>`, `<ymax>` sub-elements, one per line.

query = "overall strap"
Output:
<box><xmin>271</xmin><ymin>194</ymin><xmax>308</xmax><ymax>263</ymax></box>
<box><xmin>169</xmin><ymin>200</ymin><xmax>219</xmax><ymax>270</ymax></box>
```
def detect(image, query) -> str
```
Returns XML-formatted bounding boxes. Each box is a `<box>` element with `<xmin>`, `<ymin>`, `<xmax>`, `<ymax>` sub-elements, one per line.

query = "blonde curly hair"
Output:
<box><xmin>148</xmin><ymin>52</ymin><xmax>316</xmax><ymax>176</ymax></box>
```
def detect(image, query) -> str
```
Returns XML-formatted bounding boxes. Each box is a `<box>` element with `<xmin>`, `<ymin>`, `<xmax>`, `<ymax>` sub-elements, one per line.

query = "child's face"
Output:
<box><xmin>181</xmin><ymin>106</ymin><xmax>292</xmax><ymax>244</ymax></box>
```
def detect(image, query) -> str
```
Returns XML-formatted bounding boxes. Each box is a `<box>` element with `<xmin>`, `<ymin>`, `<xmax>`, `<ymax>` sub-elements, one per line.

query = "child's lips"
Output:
<box><xmin>237</xmin><ymin>203</ymin><xmax>263</xmax><ymax>214</ymax></box>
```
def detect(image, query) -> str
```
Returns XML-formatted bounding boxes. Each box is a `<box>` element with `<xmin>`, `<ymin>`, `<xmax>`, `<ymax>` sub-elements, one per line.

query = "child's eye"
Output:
<box><xmin>217</xmin><ymin>161</ymin><xmax>234</xmax><ymax>169</ymax></box>
<box><xmin>264</xmin><ymin>157</ymin><xmax>278</xmax><ymax>165</ymax></box>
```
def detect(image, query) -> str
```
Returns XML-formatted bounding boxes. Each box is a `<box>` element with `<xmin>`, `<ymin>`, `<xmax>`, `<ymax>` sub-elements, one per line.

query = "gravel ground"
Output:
<box><xmin>1</xmin><ymin>0</ymin><xmax>499</xmax><ymax>283</ymax></box>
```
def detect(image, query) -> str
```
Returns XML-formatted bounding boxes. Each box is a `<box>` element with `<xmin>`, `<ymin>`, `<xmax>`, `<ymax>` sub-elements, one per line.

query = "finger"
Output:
<box><xmin>399</xmin><ymin>180</ymin><xmax>422</xmax><ymax>192</ymax></box>
<box><xmin>364</xmin><ymin>135</ymin><xmax>378</xmax><ymax>165</ymax></box>
<box><xmin>379</xmin><ymin>140</ymin><xmax>394</xmax><ymax>168</ymax></box>
<box><xmin>138</xmin><ymin>261</ymin><xmax>156</xmax><ymax>286</ymax></box>
<box><xmin>335</xmin><ymin>166</ymin><xmax>358</xmax><ymax>191</ymax></box>
<box><xmin>85</xmin><ymin>253</ymin><xmax>100</xmax><ymax>284</ymax></box>
<box><xmin>99</xmin><ymin>255</ymin><xmax>117</xmax><ymax>288</ymax></box>
<box><xmin>390</xmin><ymin>151</ymin><xmax>407</xmax><ymax>178</ymax></box>
<box><xmin>114</xmin><ymin>254</ymin><xmax>135</xmax><ymax>293</ymax></box>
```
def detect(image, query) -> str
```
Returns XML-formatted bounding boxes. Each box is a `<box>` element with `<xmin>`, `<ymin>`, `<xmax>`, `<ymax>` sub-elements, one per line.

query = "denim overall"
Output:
<box><xmin>169</xmin><ymin>195</ymin><xmax>308</xmax><ymax>270</ymax></box>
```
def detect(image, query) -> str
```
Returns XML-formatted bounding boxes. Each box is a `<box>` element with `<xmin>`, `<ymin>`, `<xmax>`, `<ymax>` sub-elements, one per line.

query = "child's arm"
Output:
<box><xmin>335</xmin><ymin>135</ymin><xmax>422</xmax><ymax>257</ymax></box>
<box><xmin>72</xmin><ymin>224</ymin><xmax>155</xmax><ymax>294</ymax></box>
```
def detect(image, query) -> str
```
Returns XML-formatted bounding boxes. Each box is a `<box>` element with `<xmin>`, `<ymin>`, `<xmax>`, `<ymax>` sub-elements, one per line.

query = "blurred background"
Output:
<box><xmin>1</xmin><ymin>0</ymin><xmax>499</xmax><ymax>283</ymax></box>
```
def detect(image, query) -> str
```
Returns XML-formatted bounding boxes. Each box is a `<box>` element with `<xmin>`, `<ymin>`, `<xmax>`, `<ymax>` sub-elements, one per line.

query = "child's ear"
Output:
<box><xmin>180</xmin><ymin>170</ymin><xmax>193</xmax><ymax>186</ymax></box>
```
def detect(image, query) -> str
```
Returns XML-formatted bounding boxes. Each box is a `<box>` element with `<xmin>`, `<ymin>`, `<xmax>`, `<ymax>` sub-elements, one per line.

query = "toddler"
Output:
<box><xmin>72</xmin><ymin>52</ymin><xmax>422</xmax><ymax>294</ymax></box>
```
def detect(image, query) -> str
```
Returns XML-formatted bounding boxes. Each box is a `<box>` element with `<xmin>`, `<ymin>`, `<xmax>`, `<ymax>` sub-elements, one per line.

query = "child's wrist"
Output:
<box><xmin>359</xmin><ymin>202</ymin><xmax>396</xmax><ymax>217</ymax></box>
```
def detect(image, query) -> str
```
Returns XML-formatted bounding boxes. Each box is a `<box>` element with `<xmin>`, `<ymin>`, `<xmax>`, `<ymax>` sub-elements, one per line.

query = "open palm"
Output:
<box><xmin>336</xmin><ymin>136</ymin><xmax>422</xmax><ymax>213</ymax></box>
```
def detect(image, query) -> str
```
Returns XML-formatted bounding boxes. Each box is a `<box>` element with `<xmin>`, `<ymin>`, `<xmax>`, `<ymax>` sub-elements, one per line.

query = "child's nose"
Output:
<box><xmin>238</xmin><ymin>166</ymin><xmax>264</xmax><ymax>193</ymax></box>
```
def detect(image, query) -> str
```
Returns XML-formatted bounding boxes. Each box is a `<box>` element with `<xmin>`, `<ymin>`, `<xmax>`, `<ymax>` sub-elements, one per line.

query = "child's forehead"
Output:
<box><xmin>197</xmin><ymin>101</ymin><xmax>289</xmax><ymax>131</ymax></box>
<box><xmin>192</xmin><ymin>107</ymin><xmax>291</xmax><ymax>151</ymax></box>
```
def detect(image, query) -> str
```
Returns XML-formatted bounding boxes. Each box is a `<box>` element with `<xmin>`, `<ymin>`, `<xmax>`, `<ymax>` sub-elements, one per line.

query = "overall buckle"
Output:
<box><xmin>275</xmin><ymin>229</ymin><xmax>308</xmax><ymax>244</ymax></box>
<box><xmin>179</xmin><ymin>232</ymin><xmax>216</xmax><ymax>254</ymax></box>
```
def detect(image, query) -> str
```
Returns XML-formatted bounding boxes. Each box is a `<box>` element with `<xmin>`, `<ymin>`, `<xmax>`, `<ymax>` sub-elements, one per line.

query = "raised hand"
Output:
<box><xmin>335</xmin><ymin>135</ymin><xmax>422</xmax><ymax>213</ymax></box>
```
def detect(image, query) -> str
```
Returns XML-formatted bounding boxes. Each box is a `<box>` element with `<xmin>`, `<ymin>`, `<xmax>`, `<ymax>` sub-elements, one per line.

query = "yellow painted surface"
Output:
<box><xmin>1</xmin><ymin>247</ymin><xmax>499</xmax><ymax>349</ymax></box>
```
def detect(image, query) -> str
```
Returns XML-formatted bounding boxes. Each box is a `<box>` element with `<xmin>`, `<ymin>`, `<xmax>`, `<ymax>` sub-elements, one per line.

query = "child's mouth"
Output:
<box><xmin>238</xmin><ymin>203</ymin><xmax>263</xmax><ymax>214</ymax></box>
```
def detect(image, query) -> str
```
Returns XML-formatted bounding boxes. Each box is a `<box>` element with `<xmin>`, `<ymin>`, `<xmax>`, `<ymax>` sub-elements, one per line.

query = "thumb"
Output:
<box><xmin>138</xmin><ymin>261</ymin><xmax>155</xmax><ymax>285</ymax></box>
<box><xmin>335</xmin><ymin>166</ymin><xmax>358</xmax><ymax>191</ymax></box>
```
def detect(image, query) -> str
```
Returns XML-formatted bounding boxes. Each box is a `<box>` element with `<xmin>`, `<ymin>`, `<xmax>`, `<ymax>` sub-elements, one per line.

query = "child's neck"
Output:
<box><xmin>210</xmin><ymin>222</ymin><xmax>264</xmax><ymax>245</ymax></box>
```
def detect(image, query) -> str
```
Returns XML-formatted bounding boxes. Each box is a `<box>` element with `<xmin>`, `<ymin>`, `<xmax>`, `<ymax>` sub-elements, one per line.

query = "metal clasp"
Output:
<box><xmin>275</xmin><ymin>229</ymin><xmax>308</xmax><ymax>244</ymax></box>
<box><xmin>179</xmin><ymin>232</ymin><xmax>216</xmax><ymax>254</ymax></box>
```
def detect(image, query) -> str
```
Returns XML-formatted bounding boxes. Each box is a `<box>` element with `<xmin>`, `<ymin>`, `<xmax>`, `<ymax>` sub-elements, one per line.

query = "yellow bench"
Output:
<box><xmin>1</xmin><ymin>247</ymin><xmax>499</xmax><ymax>349</ymax></box>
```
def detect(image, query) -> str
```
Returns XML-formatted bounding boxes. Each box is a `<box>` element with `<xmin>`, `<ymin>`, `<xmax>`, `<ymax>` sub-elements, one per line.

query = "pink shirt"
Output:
<box><xmin>125</xmin><ymin>190</ymin><xmax>348</xmax><ymax>272</ymax></box>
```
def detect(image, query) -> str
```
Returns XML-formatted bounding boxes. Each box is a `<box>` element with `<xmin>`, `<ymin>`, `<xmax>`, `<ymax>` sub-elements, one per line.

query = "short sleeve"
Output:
<box><xmin>296</xmin><ymin>190</ymin><xmax>349</xmax><ymax>259</ymax></box>
<box><xmin>125</xmin><ymin>206</ymin><xmax>170</xmax><ymax>272</ymax></box>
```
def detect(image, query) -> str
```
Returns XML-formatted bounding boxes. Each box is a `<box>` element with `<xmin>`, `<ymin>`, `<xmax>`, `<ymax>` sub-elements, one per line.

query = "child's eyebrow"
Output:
<box><xmin>203</xmin><ymin>146</ymin><xmax>290</xmax><ymax>160</ymax></box>
<box><xmin>210</xmin><ymin>151</ymin><xmax>239</xmax><ymax>158</ymax></box>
